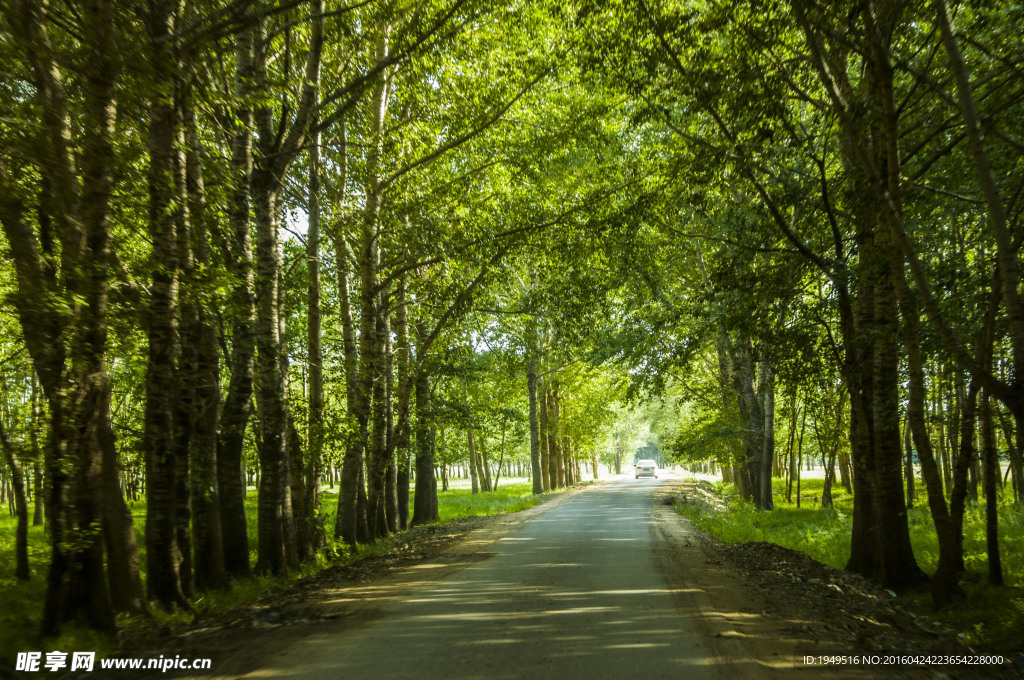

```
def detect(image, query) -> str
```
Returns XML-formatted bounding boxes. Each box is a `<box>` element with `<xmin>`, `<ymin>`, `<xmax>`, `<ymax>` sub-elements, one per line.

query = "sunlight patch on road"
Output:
<box><xmin>462</xmin><ymin>638</ymin><xmax>524</xmax><ymax>645</ymax></box>
<box><xmin>412</xmin><ymin>606</ymin><xmax>619</xmax><ymax>622</ymax></box>
<box><xmin>524</xmin><ymin>562</ymin><xmax>584</xmax><ymax>568</ymax></box>
<box><xmin>563</xmin><ymin>589</ymin><xmax>673</xmax><ymax>596</ymax></box>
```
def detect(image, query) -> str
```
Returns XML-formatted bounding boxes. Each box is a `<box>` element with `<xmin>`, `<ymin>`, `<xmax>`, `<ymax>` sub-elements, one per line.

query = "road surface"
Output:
<box><xmin>217</xmin><ymin>477</ymin><xmax>745</xmax><ymax>680</ymax></box>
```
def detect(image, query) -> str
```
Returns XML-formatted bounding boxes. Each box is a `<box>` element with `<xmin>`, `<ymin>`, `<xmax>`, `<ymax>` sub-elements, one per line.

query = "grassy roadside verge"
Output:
<box><xmin>0</xmin><ymin>480</ymin><xmax>566</xmax><ymax>663</ymax></box>
<box><xmin>674</xmin><ymin>476</ymin><xmax>1024</xmax><ymax>653</ymax></box>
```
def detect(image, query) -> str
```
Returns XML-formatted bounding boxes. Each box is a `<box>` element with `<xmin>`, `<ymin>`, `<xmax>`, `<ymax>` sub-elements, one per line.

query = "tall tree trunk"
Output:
<box><xmin>551</xmin><ymin>382</ymin><xmax>564</xmax><ymax>488</ymax></box>
<box><xmin>341</xmin><ymin>27</ymin><xmax>391</xmax><ymax>545</ymax></box>
<box><xmin>467</xmin><ymin>389</ymin><xmax>481</xmax><ymax>496</ymax></box>
<box><xmin>793</xmin><ymin>0</ymin><xmax>925</xmax><ymax>591</ymax></box>
<box><xmin>868</xmin><ymin>215</ymin><xmax>923</xmax><ymax>589</ymax></box>
<box><xmin>997</xmin><ymin>410</ymin><xmax>1023</xmax><ymax>503</ymax></box>
<box><xmin>494</xmin><ymin>419</ymin><xmax>507</xmax><ymax>489</ymax></box>
<box><xmin>786</xmin><ymin>391</ymin><xmax>798</xmax><ymax>503</ymax></box>
<box><xmin>903</xmin><ymin>417</ymin><xmax>915</xmax><ymax>509</ymax></box>
<box><xmin>0</xmin><ymin>420</ymin><xmax>29</xmax><ymax>580</ymax></box>
<box><xmin>304</xmin><ymin>110</ymin><xmax>326</xmax><ymax>556</ymax></box>
<box><xmin>185</xmin><ymin>116</ymin><xmax>227</xmax><ymax>591</ymax></box>
<box><xmin>734</xmin><ymin>339</ymin><xmax>766</xmax><ymax>507</ymax></box>
<box><xmin>250</xmin><ymin>0</ymin><xmax>322</xmax><ymax>569</ymax></box>
<box><xmin>895</xmin><ymin>258</ymin><xmax>962</xmax><ymax>604</ymax></box>
<box><xmin>540</xmin><ymin>379</ymin><xmax>552</xmax><ymax>488</ymax></box>
<box><xmin>217</xmin><ymin>22</ymin><xmax>256</xmax><ymax>579</ymax></box>
<box><xmin>796</xmin><ymin>407</ymin><xmax>806</xmax><ymax>507</ymax></box>
<box><xmin>366</xmin><ymin>290</ymin><xmax>390</xmax><ymax>538</ymax></box>
<box><xmin>383</xmin><ymin>305</ymin><xmax>400</xmax><ymax>534</ymax></box>
<box><xmin>331</xmin><ymin>157</ymin><xmax>363</xmax><ymax>545</ymax></box>
<box><xmin>173</xmin><ymin>118</ymin><xmax>195</xmax><ymax>600</ymax></box>
<box><xmin>757</xmin><ymin>360</ymin><xmax>775</xmax><ymax>510</ymax></box>
<box><xmin>100</xmin><ymin>395</ymin><xmax>146</xmax><ymax>612</ymax></box>
<box><xmin>951</xmin><ymin>380</ymin><xmax>979</xmax><ymax>571</ymax></box>
<box><xmin>838</xmin><ymin>451</ymin><xmax>853</xmax><ymax>495</ymax></box>
<box><xmin>394</xmin><ymin>275</ymin><xmax>411</xmax><ymax>530</ymax></box>
<box><xmin>287</xmin><ymin>414</ymin><xmax>307</xmax><ymax>564</ymax></box>
<box><xmin>980</xmin><ymin>391</ymin><xmax>1003</xmax><ymax>585</ymax></box>
<box><xmin>143</xmin><ymin>0</ymin><xmax>188</xmax><ymax>610</ymax></box>
<box><xmin>411</xmin><ymin>326</ymin><xmax>437</xmax><ymax>525</ymax></box>
<box><xmin>716</xmin><ymin>333</ymin><xmax>749</xmax><ymax>500</ymax></box>
<box><xmin>252</xmin><ymin>154</ymin><xmax>290</xmax><ymax>575</ymax></box>
<box><xmin>528</xmin><ymin>357</ymin><xmax>543</xmax><ymax>494</ymax></box>
<box><xmin>32</xmin><ymin>455</ymin><xmax>43</xmax><ymax>526</ymax></box>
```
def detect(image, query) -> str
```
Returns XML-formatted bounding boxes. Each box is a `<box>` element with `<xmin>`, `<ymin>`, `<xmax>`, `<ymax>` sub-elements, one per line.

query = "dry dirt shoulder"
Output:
<box><xmin>652</xmin><ymin>481</ymin><xmax>1013</xmax><ymax>680</ymax></box>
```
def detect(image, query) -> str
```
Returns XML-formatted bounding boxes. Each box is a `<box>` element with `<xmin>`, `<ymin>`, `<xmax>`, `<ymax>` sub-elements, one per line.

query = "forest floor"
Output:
<box><xmin>74</xmin><ymin>478</ymin><xmax>1015</xmax><ymax>680</ymax></box>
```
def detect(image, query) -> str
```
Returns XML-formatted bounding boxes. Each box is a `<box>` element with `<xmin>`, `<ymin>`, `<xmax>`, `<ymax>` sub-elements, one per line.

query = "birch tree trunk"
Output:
<box><xmin>217</xmin><ymin>23</ymin><xmax>256</xmax><ymax>579</ymax></box>
<box><xmin>143</xmin><ymin>0</ymin><xmax>188</xmax><ymax>610</ymax></box>
<box><xmin>0</xmin><ymin>420</ymin><xmax>29</xmax><ymax>580</ymax></box>
<box><xmin>186</xmin><ymin>120</ymin><xmax>227</xmax><ymax>591</ymax></box>
<box><xmin>734</xmin><ymin>339</ymin><xmax>766</xmax><ymax>507</ymax></box>
<box><xmin>528</xmin><ymin>356</ymin><xmax>543</xmax><ymax>494</ymax></box>
<box><xmin>305</xmin><ymin>110</ymin><xmax>326</xmax><ymax>557</ymax></box>
<box><xmin>411</xmin><ymin>321</ymin><xmax>438</xmax><ymax>525</ymax></box>
<box><xmin>550</xmin><ymin>382</ymin><xmax>565</xmax><ymax>488</ymax></box>
<box><xmin>467</xmin><ymin>383</ymin><xmax>481</xmax><ymax>495</ymax></box>
<box><xmin>756</xmin><ymin>359</ymin><xmax>775</xmax><ymax>510</ymax></box>
<box><xmin>980</xmin><ymin>391</ymin><xmax>1003</xmax><ymax>585</ymax></box>
<box><xmin>382</xmin><ymin>297</ymin><xmax>400</xmax><ymax>533</ymax></box>
<box><xmin>540</xmin><ymin>379</ymin><xmax>552</xmax><ymax>488</ymax></box>
<box><xmin>172</xmin><ymin>119</ymin><xmax>194</xmax><ymax>600</ymax></box>
<box><xmin>394</xmin><ymin>274</ymin><xmax>411</xmax><ymax>529</ymax></box>
<box><xmin>252</xmin><ymin>150</ymin><xmax>290</xmax><ymax>575</ymax></box>
<box><xmin>250</xmin><ymin>0</ymin><xmax>323</xmax><ymax>572</ymax></box>
<box><xmin>341</xmin><ymin>26</ymin><xmax>391</xmax><ymax>545</ymax></box>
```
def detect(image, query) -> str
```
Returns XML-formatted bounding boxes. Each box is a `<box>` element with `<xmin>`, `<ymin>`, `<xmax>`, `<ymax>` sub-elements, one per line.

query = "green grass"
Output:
<box><xmin>0</xmin><ymin>477</ymin><xmax>558</xmax><ymax>664</ymax></box>
<box><xmin>678</xmin><ymin>478</ymin><xmax>855</xmax><ymax>569</ymax></box>
<box><xmin>676</xmin><ymin>475</ymin><xmax>1024</xmax><ymax>652</ymax></box>
<box><xmin>435</xmin><ymin>482</ymin><xmax>559</xmax><ymax>520</ymax></box>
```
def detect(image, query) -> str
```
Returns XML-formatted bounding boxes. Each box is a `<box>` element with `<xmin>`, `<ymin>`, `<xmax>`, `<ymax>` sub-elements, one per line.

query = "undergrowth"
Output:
<box><xmin>676</xmin><ymin>475</ymin><xmax>1024</xmax><ymax>653</ymax></box>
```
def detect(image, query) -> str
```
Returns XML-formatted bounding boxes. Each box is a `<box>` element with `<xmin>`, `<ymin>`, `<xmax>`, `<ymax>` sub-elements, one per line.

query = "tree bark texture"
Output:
<box><xmin>143</xmin><ymin>0</ymin><xmax>189</xmax><ymax>610</ymax></box>
<box><xmin>216</xmin><ymin>22</ymin><xmax>256</xmax><ymax>580</ymax></box>
<box><xmin>980</xmin><ymin>391</ymin><xmax>1003</xmax><ymax>585</ymax></box>
<box><xmin>394</xmin><ymin>275</ymin><xmax>411</xmax><ymax>530</ymax></box>
<box><xmin>305</xmin><ymin>113</ymin><xmax>326</xmax><ymax>558</ymax></box>
<box><xmin>411</xmin><ymin>335</ymin><xmax>438</xmax><ymax>525</ymax></box>
<box><xmin>528</xmin><ymin>357</ymin><xmax>543</xmax><ymax>494</ymax></box>
<box><xmin>184</xmin><ymin>116</ymin><xmax>227</xmax><ymax>591</ymax></box>
<box><xmin>0</xmin><ymin>420</ymin><xmax>30</xmax><ymax>580</ymax></box>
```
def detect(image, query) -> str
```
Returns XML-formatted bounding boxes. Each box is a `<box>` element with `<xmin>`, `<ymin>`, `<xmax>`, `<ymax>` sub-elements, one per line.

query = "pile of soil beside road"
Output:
<box><xmin>663</xmin><ymin>481</ymin><xmax>1012</xmax><ymax>678</ymax></box>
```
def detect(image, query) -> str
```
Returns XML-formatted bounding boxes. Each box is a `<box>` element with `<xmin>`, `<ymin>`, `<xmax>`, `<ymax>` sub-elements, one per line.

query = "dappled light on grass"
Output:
<box><xmin>677</xmin><ymin>479</ymin><xmax>854</xmax><ymax>570</ymax></box>
<box><xmin>435</xmin><ymin>481</ymin><xmax>562</xmax><ymax>521</ymax></box>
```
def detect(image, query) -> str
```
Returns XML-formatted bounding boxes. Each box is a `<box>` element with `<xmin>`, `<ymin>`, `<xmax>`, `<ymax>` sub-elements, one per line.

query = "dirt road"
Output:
<box><xmin>147</xmin><ymin>477</ymin><xmax>997</xmax><ymax>680</ymax></box>
<box><xmin>246</xmin><ymin>478</ymin><xmax>712</xmax><ymax>679</ymax></box>
<box><xmin>159</xmin><ymin>477</ymin><xmax>777</xmax><ymax>680</ymax></box>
